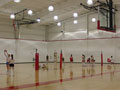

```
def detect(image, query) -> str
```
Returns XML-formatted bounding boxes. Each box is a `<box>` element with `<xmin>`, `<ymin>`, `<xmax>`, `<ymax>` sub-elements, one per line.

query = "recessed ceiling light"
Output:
<box><xmin>92</xmin><ymin>18</ymin><xmax>96</xmax><ymax>22</ymax></box>
<box><xmin>14</xmin><ymin>0</ymin><xmax>21</xmax><ymax>3</ymax></box>
<box><xmin>87</xmin><ymin>0</ymin><xmax>93</xmax><ymax>5</ymax></box>
<box><xmin>73</xmin><ymin>13</ymin><xmax>78</xmax><ymax>18</ymax></box>
<box><xmin>28</xmin><ymin>10</ymin><xmax>33</xmax><ymax>15</ymax></box>
<box><xmin>73</xmin><ymin>20</ymin><xmax>78</xmax><ymax>24</ymax></box>
<box><xmin>48</xmin><ymin>6</ymin><xmax>54</xmax><ymax>12</ymax></box>
<box><xmin>57</xmin><ymin>22</ymin><xmax>61</xmax><ymax>26</ymax></box>
<box><xmin>10</xmin><ymin>14</ymin><xmax>15</xmax><ymax>19</ymax></box>
<box><xmin>54</xmin><ymin>16</ymin><xmax>58</xmax><ymax>20</ymax></box>
<box><xmin>36</xmin><ymin>18</ymin><xmax>40</xmax><ymax>23</ymax></box>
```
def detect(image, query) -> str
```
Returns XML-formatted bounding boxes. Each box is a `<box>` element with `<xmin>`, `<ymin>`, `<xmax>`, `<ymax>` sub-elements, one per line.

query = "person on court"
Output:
<box><xmin>111</xmin><ymin>56</ymin><xmax>114</xmax><ymax>64</ymax></box>
<box><xmin>87</xmin><ymin>57</ymin><xmax>90</xmax><ymax>63</ymax></box>
<box><xmin>82</xmin><ymin>54</ymin><xmax>86</xmax><ymax>67</ymax></box>
<box><xmin>62</xmin><ymin>57</ymin><xmax>64</xmax><ymax>63</ymax></box>
<box><xmin>70</xmin><ymin>54</ymin><xmax>73</xmax><ymax>63</ymax></box>
<box><xmin>82</xmin><ymin>54</ymin><xmax>85</xmax><ymax>63</ymax></box>
<box><xmin>62</xmin><ymin>57</ymin><xmax>65</xmax><ymax>67</ymax></box>
<box><xmin>108</xmin><ymin>56</ymin><xmax>114</xmax><ymax>64</ymax></box>
<box><xmin>90</xmin><ymin>55</ymin><xmax>95</xmax><ymax>64</ymax></box>
<box><xmin>46</xmin><ymin>55</ymin><xmax>49</xmax><ymax>69</ymax></box>
<box><xmin>107</xmin><ymin>57</ymin><xmax>111</xmax><ymax>63</ymax></box>
<box><xmin>4</xmin><ymin>50</ymin><xmax>10</xmax><ymax>72</ymax></box>
<box><xmin>9</xmin><ymin>54</ymin><xmax>15</xmax><ymax>74</ymax></box>
<box><xmin>46</xmin><ymin>55</ymin><xmax>49</xmax><ymax>62</ymax></box>
<box><xmin>40</xmin><ymin>63</ymin><xmax>48</xmax><ymax>70</ymax></box>
<box><xmin>54</xmin><ymin>51</ymin><xmax>57</xmax><ymax>63</ymax></box>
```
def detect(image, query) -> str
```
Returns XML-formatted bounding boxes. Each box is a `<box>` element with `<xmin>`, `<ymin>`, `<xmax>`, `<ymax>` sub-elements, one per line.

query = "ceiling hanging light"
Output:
<box><xmin>48</xmin><ymin>6</ymin><xmax>54</xmax><ymax>12</ymax></box>
<box><xmin>57</xmin><ymin>22</ymin><xmax>61</xmax><ymax>26</ymax></box>
<box><xmin>28</xmin><ymin>10</ymin><xmax>33</xmax><ymax>15</ymax></box>
<box><xmin>54</xmin><ymin>16</ymin><xmax>58</xmax><ymax>21</ymax></box>
<box><xmin>10</xmin><ymin>14</ymin><xmax>15</xmax><ymax>19</ymax></box>
<box><xmin>36</xmin><ymin>18</ymin><xmax>40</xmax><ymax>23</ymax></box>
<box><xmin>73</xmin><ymin>13</ymin><xmax>78</xmax><ymax>18</ymax></box>
<box><xmin>14</xmin><ymin>0</ymin><xmax>21</xmax><ymax>3</ymax></box>
<box><xmin>87</xmin><ymin>0</ymin><xmax>93</xmax><ymax>5</ymax></box>
<box><xmin>73</xmin><ymin>20</ymin><xmax>78</xmax><ymax>24</ymax></box>
<box><xmin>92</xmin><ymin>18</ymin><xmax>96</xmax><ymax>22</ymax></box>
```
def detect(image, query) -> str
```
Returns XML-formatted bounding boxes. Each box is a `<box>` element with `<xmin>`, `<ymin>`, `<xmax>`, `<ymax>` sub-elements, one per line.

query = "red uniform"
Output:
<box><xmin>107</xmin><ymin>58</ymin><xmax>111</xmax><ymax>62</ymax></box>
<box><xmin>87</xmin><ymin>58</ymin><xmax>90</xmax><ymax>63</ymax></box>
<box><xmin>70</xmin><ymin>57</ymin><xmax>73</xmax><ymax>62</ymax></box>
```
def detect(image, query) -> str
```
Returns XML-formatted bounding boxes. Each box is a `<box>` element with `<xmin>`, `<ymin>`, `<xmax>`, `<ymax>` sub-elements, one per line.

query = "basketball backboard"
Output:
<box><xmin>97</xmin><ymin>0</ymin><xmax>117</xmax><ymax>33</ymax></box>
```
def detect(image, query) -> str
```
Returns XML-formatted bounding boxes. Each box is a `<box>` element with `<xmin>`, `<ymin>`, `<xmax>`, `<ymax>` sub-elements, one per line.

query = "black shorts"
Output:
<box><xmin>9</xmin><ymin>64</ymin><xmax>14</xmax><ymax>67</ymax></box>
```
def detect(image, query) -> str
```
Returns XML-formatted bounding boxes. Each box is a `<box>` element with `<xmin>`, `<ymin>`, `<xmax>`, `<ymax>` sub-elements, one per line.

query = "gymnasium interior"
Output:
<box><xmin>0</xmin><ymin>0</ymin><xmax>120</xmax><ymax>90</ymax></box>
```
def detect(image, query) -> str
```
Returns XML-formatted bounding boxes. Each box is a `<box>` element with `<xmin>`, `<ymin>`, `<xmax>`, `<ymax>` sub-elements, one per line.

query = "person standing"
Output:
<box><xmin>54</xmin><ymin>51</ymin><xmax>57</xmax><ymax>63</ymax></box>
<box><xmin>70</xmin><ymin>54</ymin><xmax>73</xmax><ymax>63</ymax></box>
<box><xmin>82</xmin><ymin>54</ymin><xmax>85</xmax><ymax>63</ymax></box>
<box><xmin>4</xmin><ymin>50</ymin><xmax>10</xmax><ymax>72</ymax></box>
<box><xmin>46</xmin><ymin>55</ymin><xmax>49</xmax><ymax>62</ymax></box>
<box><xmin>111</xmin><ymin>56</ymin><xmax>114</xmax><ymax>64</ymax></box>
<box><xmin>90</xmin><ymin>55</ymin><xmax>95</xmax><ymax>64</ymax></box>
<box><xmin>82</xmin><ymin>54</ymin><xmax>86</xmax><ymax>67</ymax></box>
<box><xmin>46</xmin><ymin>55</ymin><xmax>49</xmax><ymax>69</ymax></box>
<box><xmin>9</xmin><ymin>54</ymin><xmax>15</xmax><ymax>74</ymax></box>
<box><xmin>54</xmin><ymin>51</ymin><xmax>57</xmax><ymax>69</ymax></box>
<box><xmin>70</xmin><ymin>54</ymin><xmax>73</xmax><ymax>67</ymax></box>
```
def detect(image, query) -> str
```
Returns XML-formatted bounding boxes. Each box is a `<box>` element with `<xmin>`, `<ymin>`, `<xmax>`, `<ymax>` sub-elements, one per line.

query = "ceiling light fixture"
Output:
<box><xmin>14</xmin><ymin>0</ymin><xmax>21</xmax><ymax>3</ymax></box>
<box><xmin>10</xmin><ymin>14</ymin><xmax>15</xmax><ymax>19</ymax></box>
<box><xmin>28</xmin><ymin>10</ymin><xmax>33</xmax><ymax>15</ymax></box>
<box><xmin>92</xmin><ymin>18</ymin><xmax>96</xmax><ymax>22</ymax></box>
<box><xmin>73</xmin><ymin>20</ymin><xmax>78</xmax><ymax>24</ymax></box>
<box><xmin>36</xmin><ymin>18</ymin><xmax>40</xmax><ymax>23</ymax></box>
<box><xmin>57</xmin><ymin>22</ymin><xmax>61</xmax><ymax>26</ymax></box>
<box><xmin>87</xmin><ymin>0</ymin><xmax>93</xmax><ymax>5</ymax></box>
<box><xmin>54</xmin><ymin>16</ymin><xmax>58</xmax><ymax>21</ymax></box>
<box><xmin>73</xmin><ymin>13</ymin><xmax>78</xmax><ymax>18</ymax></box>
<box><xmin>48</xmin><ymin>6</ymin><xmax>54</xmax><ymax>12</ymax></box>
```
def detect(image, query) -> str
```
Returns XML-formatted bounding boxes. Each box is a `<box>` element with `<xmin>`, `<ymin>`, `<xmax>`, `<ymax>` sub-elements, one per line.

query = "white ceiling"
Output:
<box><xmin>0</xmin><ymin>0</ymin><xmax>120</xmax><ymax>25</ymax></box>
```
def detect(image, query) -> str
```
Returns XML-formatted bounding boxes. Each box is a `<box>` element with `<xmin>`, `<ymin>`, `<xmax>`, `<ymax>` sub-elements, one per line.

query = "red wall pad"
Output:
<box><xmin>60</xmin><ymin>51</ymin><xmax>63</xmax><ymax>69</ymax></box>
<box><xmin>35</xmin><ymin>53</ymin><xmax>39</xmax><ymax>70</ymax></box>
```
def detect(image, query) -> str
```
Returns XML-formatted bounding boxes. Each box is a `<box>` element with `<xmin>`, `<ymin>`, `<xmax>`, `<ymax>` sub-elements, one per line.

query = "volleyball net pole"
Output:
<box><xmin>60</xmin><ymin>50</ymin><xmax>63</xmax><ymax>69</ymax></box>
<box><xmin>101</xmin><ymin>51</ymin><xmax>103</xmax><ymax>66</ymax></box>
<box><xmin>35</xmin><ymin>49</ymin><xmax>39</xmax><ymax>70</ymax></box>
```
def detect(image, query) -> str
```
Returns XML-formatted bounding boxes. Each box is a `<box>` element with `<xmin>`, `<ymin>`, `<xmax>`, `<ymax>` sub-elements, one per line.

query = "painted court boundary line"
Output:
<box><xmin>0</xmin><ymin>70</ymin><xmax>120</xmax><ymax>90</ymax></box>
<box><xmin>0</xmin><ymin>36</ymin><xmax>120</xmax><ymax>42</ymax></box>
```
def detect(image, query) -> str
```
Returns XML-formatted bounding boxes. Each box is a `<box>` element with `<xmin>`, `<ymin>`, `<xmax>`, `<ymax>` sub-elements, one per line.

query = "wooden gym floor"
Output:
<box><xmin>0</xmin><ymin>63</ymin><xmax>120</xmax><ymax>90</ymax></box>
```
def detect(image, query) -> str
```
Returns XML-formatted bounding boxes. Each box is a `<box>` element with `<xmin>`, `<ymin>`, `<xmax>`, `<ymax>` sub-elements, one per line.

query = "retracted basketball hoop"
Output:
<box><xmin>80</xmin><ymin>0</ymin><xmax>117</xmax><ymax>33</ymax></box>
<box><xmin>97</xmin><ymin>0</ymin><xmax>117</xmax><ymax>33</ymax></box>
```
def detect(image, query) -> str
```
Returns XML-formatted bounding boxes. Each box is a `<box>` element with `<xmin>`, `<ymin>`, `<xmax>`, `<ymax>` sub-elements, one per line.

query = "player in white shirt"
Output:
<box><xmin>4</xmin><ymin>50</ymin><xmax>10</xmax><ymax>72</ymax></box>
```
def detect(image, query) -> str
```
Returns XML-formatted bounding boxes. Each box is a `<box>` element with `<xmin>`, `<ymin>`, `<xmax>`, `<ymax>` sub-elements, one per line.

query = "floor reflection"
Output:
<box><xmin>107</xmin><ymin>64</ymin><xmax>116</xmax><ymax>81</ymax></box>
<box><xmin>6</xmin><ymin>73</ymin><xmax>15</xmax><ymax>90</ymax></box>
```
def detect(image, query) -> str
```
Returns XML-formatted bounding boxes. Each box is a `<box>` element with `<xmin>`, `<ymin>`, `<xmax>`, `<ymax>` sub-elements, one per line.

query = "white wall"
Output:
<box><xmin>19</xmin><ymin>24</ymin><xmax>46</xmax><ymax>40</ymax></box>
<box><xmin>0</xmin><ymin>11</ymin><xmax>120</xmax><ymax>64</ymax></box>
<box><xmin>0</xmin><ymin>16</ymin><xmax>15</xmax><ymax>38</ymax></box>
<box><xmin>0</xmin><ymin>18</ymin><xmax>47</xmax><ymax>63</ymax></box>
<box><xmin>15</xmin><ymin>40</ymin><xmax>47</xmax><ymax>63</ymax></box>
<box><xmin>47</xmin><ymin>11</ymin><xmax>120</xmax><ymax>63</ymax></box>
<box><xmin>0</xmin><ymin>39</ymin><xmax>47</xmax><ymax>63</ymax></box>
